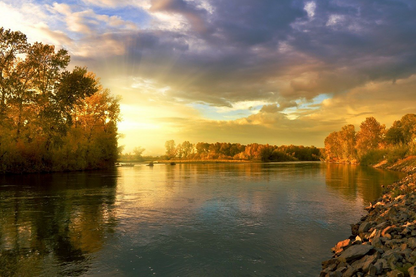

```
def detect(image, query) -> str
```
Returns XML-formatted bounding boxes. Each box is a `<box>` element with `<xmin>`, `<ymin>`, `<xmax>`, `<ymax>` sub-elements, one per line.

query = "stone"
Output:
<box><xmin>371</xmin><ymin>237</ymin><xmax>384</xmax><ymax>248</ymax></box>
<box><xmin>322</xmin><ymin>258</ymin><xmax>339</xmax><ymax>268</ymax></box>
<box><xmin>386</xmin><ymin>270</ymin><xmax>405</xmax><ymax>277</ymax></box>
<box><xmin>332</xmin><ymin>239</ymin><xmax>351</xmax><ymax>254</ymax></box>
<box><xmin>369</xmin><ymin>229</ymin><xmax>381</xmax><ymax>239</ymax></box>
<box><xmin>406</xmin><ymin>256</ymin><xmax>416</xmax><ymax>264</ymax></box>
<box><xmin>362</xmin><ymin>253</ymin><xmax>379</xmax><ymax>272</ymax></box>
<box><xmin>368</xmin><ymin>264</ymin><xmax>377</xmax><ymax>276</ymax></box>
<box><xmin>375</xmin><ymin>221</ymin><xmax>389</xmax><ymax>230</ymax></box>
<box><xmin>351</xmin><ymin>223</ymin><xmax>360</xmax><ymax>236</ymax></box>
<box><xmin>338</xmin><ymin>245</ymin><xmax>374</xmax><ymax>262</ymax></box>
<box><xmin>382</xmin><ymin>226</ymin><xmax>395</xmax><ymax>237</ymax></box>
<box><xmin>408</xmin><ymin>237</ymin><xmax>416</xmax><ymax>249</ymax></box>
<box><xmin>374</xmin><ymin>259</ymin><xmax>389</xmax><ymax>274</ymax></box>
<box><xmin>342</xmin><ymin>265</ymin><xmax>355</xmax><ymax>277</ymax></box>
<box><xmin>409</xmin><ymin>265</ymin><xmax>416</xmax><ymax>277</ymax></box>
<box><xmin>359</xmin><ymin>222</ymin><xmax>371</xmax><ymax>234</ymax></box>
<box><xmin>327</xmin><ymin>263</ymin><xmax>337</xmax><ymax>271</ymax></box>
<box><xmin>350</xmin><ymin>252</ymin><xmax>379</xmax><ymax>273</ymax></box>
<box><xmin>329</xmin><ymin>271</ymin><xmax>342</xmax><ymax>277</ymax></box>
<box><xmin>387</xmin><ymin>252</ymin><xmax>403</xmax><ymax>269</ymax></box>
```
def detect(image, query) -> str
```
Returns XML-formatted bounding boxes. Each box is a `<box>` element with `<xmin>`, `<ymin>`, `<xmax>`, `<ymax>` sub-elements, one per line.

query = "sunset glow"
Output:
<box><xmin>3</xmin><ymin>0</ymin><xmax>415</xmax><ymax>155</ymax></box>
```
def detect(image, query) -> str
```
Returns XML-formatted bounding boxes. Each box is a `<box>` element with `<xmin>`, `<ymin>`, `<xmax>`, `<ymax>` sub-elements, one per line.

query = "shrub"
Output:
<box><xmin>359</xmin><ymin>149</ymin><xmax>388</xmax><ymax>166</ymax></box>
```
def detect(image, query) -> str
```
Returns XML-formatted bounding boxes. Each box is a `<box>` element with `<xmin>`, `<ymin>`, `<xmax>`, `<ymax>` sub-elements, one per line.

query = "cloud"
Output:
<box><xmin>3</xmin><ymin>0</ymin><xmax>416</xmax><ymax>153</ymax></box>
<box><xmin>304</xmin><ymin>2</ymin><xmax>316</xmax><ymax>18</ymax></box>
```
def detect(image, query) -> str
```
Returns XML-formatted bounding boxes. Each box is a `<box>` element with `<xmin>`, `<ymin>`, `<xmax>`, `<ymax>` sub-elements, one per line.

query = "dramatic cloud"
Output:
<box><xmin>2</xmin><ymin>0</ymin><xmax>416</xmax><ymax>153</ymax></box>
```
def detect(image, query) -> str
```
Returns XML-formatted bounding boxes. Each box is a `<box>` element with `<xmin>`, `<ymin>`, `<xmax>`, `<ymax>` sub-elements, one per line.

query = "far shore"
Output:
<box><xmin>117</xmin><ymin>159</ymin><xmax>324</xmax><ymax>165</ymax></box>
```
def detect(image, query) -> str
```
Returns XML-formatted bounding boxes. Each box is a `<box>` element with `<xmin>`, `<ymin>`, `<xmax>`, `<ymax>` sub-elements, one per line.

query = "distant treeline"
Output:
<box><xmin>324</xmin><ymin>114</ymin><xmax>416</xmax><ymax>165</ymax></box>
<box><xmin>0</xmin><ymin>28</ymin><xmax>120</xmax><ymax>173</ymax></box>
<box><xmin>163</xmin><ymin>140</ymin><xmax>321</xmax><ymax>162</ymax></box>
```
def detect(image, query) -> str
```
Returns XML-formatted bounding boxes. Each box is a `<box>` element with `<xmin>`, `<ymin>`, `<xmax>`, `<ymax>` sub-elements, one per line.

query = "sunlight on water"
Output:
<box><xmin>0</xmin><ymin>163</ymin><xmax>404</xmax><ymax>276</ymax></box>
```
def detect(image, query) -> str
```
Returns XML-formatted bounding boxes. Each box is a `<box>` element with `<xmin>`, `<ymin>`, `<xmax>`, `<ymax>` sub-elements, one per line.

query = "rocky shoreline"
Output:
<box><xmin>321</xmin><ymin>164</ymin><xmax>416</xmax><ymax>277</ymax></box>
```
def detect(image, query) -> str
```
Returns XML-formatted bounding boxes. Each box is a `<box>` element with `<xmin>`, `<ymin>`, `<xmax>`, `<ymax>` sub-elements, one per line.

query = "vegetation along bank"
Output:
<box><xmin>0</xmin><ymin>28</ymin><xmax>120</xmax><ymax>173</ymax></box>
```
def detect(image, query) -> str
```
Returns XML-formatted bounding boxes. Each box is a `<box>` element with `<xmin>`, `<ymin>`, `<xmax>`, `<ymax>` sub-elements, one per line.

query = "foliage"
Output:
<box><xmin>165</xmin><ymin>140</ymin><xmax>176</xmax><ymax>159</ymax></box>
<box><xmin>385</xmin><ymin>145</ymin><xmax>409</xmax><ymax>164</ymax></box>
<box><xmin>133</xmin><ymin>147</ymin><xmax>145</xmax><ymax>161</ymax></box>
<box><xmin>163</xmin><ymin>140</ymin><xmax>321</xmax><ymax>162</ymax></box>
<box><xmin>324</xmin><ymin>114</ymin><xmax>416</xmax><ymax>165</ymax></box>
<box><xmin>0</xmin><ymin>28</ymin><xmax>120</xmax><ymax>173</ymax></box>
<box><xmin>356</xmin><ymin>117</ymin><xmax>385</xmax><ymax>158</ymax></box>
<box><xmin>359</xmin><ymin>149</ymin><xmax>388</xmax><ymax>166</ymax></box>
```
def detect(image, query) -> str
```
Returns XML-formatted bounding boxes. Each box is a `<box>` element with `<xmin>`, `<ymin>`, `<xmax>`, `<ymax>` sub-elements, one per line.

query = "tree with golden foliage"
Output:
<box><xmin>356</xmin><ymin>117</ymin><xmax>385</xmax><ymax>158</ymax></box>
<box><xmin>0</xmin><ymin>28</ymin><xmax>120</xmax><ymax>173</ymax></box>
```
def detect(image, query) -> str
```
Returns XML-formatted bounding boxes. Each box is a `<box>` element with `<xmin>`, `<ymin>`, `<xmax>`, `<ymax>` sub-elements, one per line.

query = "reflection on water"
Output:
<box><xmin>0</xmin><ymin>163</ymin><xmax>404</xmax><ymax>276</ymax></box>
<box><xmin>0</xmin><ymin>172</ymin><xmax>118</xmax><ymax>276</ymax></box>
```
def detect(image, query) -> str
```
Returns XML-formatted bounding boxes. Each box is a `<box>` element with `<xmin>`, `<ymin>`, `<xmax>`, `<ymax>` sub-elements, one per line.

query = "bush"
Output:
<box><xmin>359</xmin><ymin>149</ymin><xmax>388</xmax><ymax>166</ymax></box>
<box><xmin>386</xmin><ymin>145</ymin><xmax>409</xmax><ymax>164</ymax></box>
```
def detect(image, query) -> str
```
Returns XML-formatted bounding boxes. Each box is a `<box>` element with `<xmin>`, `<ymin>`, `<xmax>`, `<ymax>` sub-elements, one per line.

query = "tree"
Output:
<box><xmin>324</xmin><ymin>131</ymin><xmax>342</xmax><ymax>161</ymax></box>
<box><xmin>356</xmin><ymin>117</ymin><xmax>385</xmax><ymax>157</ymax></box>
<box><xmin>385</xmin><ymin>120</ymin><xmax>405</xmax><ymax>145</ymax></box>
<box><xmin>181</xmin><ymin>141</ymin><xmax>193</xmax><ymax>158</ymax></box>
<box><xmin>165</xmin><ymin>140</ymin><xmax>176</xmax><ymax>159</ymax></box>
<box><xmin>0</xmin><ymin>28</ymin><xmax>28</xmax><ymax>122</ymax></box>
<box><xmin>0</xmin><ymin>28</ymin><xmax>120</xmax><ymax>173</ymax></box>
<box><xmin>340</xmin><ymin>124</ymin><xmax>356</xmax><ymax>160</ymax></box>
<box><xmin>133</xmin><ymin>147</ymin><xmax>145</xmax><ymax>161</ymax></box>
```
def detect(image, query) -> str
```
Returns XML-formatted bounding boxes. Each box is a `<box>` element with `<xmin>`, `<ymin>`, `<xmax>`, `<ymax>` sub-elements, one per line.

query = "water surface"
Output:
<box><xmin>0</xmin><ymin>162</ymin><xmax>404</xmax><ymax>276</ymax></box>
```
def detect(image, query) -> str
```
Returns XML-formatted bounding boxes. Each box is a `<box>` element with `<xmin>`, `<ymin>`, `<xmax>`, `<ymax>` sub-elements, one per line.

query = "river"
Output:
<box><xmin>0</xmin><ymin>162</ymin><xmax>404</xmax><ymax>276</ymax></box>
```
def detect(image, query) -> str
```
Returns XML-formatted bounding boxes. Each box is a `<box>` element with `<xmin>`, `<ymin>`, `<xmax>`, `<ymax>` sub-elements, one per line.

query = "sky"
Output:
<box><xmin>1</xmin><ymin>0</ymin><xmax>416</xmax><ymax>155</ymax></box>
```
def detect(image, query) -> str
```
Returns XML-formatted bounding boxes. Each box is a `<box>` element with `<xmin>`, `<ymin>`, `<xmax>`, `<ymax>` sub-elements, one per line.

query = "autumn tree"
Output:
<box><xmin>340</xmin><ymin>125</ymin><xmax>357</xmax><ymax>161</ymax></box>
<box><xmin>0</xmin><ymin>28</ymin><xmax>120</xmax><ymax>173</ymax></box>
<box><xmin>386</xmin><ymin>114</ymin><xmax>416</xmax><ymax>146</ymax></box>
<box><xmin>133</xmin><ymin>147</ymin><xmax>145</xmax><ymax>161</ymax></box>
<box><xmin>324</xmin><ymin>131</ymin><xmax>342</xmax><ymax>161</ymax></box>
<box><xmin>181</xmin><ymin>141</ymin><xmax>193</xmax><ymax>158</ymax></box>
<box><xmin>0</xmin><ymin>28</ymin><xmax>28</xmax><ymax>122</ymax></box>
<box><xmin>165</xmin><ymin>140</ymin><xmax>176</xmax><ymax>159</ymax></box>
<box><xmin>356</xmin><ymin>117</ymin><xmax>386</xmax><ymax>157</ymax></box>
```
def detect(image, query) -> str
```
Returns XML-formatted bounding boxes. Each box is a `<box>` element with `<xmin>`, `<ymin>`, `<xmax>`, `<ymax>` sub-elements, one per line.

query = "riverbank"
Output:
<box><xmin>321</xmin><ymin>158</ymin><xmax>416</xmax><ymax>276</ymax></box>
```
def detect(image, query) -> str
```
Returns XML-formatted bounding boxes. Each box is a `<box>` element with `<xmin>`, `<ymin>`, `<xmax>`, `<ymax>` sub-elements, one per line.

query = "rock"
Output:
<box><xmin>382</xmin><ymin>226</ymin><xmax>395</xmax><ymax>237</ymax></box>
<box><xmin>350</xmin><ymin>252</ymin><xmax>378</xmax><ymax>273</ymax></box>
<box><xmin>351</xmin><ymin>223</ymin><xmax>360</xmax><ymax>236</ymax></box>
<box><xmin>342</xmin><ymin>265</ymin><xmax>355</xmax><ymax>277</ymax></box>
<box><xmin>371</xmin><ymin>237</ymin><xmax>384</xmax><ymax>248</ymax></box>
<box><xmin>407</xmin><ymin>256</ymin><xmax>415</xmax><ymax>264</ymax></box>
<box><xmin>369</xmin><ymin>229</ymin><xmax>381</xmax><ymax>239</ymax></box>
<box><xmin>329</xmin><ymin>271</ymin><xmax>342</xmax><ymax>277</ymax></box>
<box><xmin>322</xmin><ymin>258</ymin><xmax>339</xmax><ymax>268</ymax></box>
<box><xmin>362</xmin><ymin>252</ymin><xmax>379</xmax><ymax>272</ymax></box>
<box><xmin>408</xmin><ymin>237</ymin><xmax>416</xmax><ymax>249</ymax></box>
<box><xmin>375</xmin><ymin>221</ymin><xmax>389</xmax><ymax>230</ymax></box>
<box><xmin>332</xmin><ymin>239</ymin><xmax>351</xmax><ymax>254</ymax></box>
<box><xmin>368</xmin><ymin>264</ymin><xmax>377</xmax><ymax>276</ymax></box>
<box><xmin>387</xmin><ymin>270</ymin><xmax>405</xmax><ymax>277</ymax></box>
<box><xmin>386</xmin><ymin>252</ymin><xmax>403</xmax><ymax>269</ymax></box>
<box><xmin>338</xmin><ymin>245</ymin><xmax>374</xmax><ymax>262</ymax></box>
<box><xmin>409</xmin><ymin>265</ymin><xmax>416</xmax><ymax>277</ymax></box>
<box><xmin>374</xmin><ymin>259</ymin><xmax>389</xmax><ymax>274</ymax></box>
<box><xmin>359</xmin><ymin>222</ymin><xmax>371</xmax><ymax>234</ymax></box>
